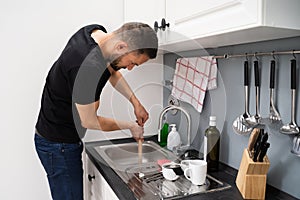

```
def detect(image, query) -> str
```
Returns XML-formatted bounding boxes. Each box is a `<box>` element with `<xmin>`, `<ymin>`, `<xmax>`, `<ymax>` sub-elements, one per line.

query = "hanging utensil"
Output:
<box><xmin>269</xmin><ymin>60</ymin><xmax>282</xmax><ymax>122</ymax></box>
<box><xmin>232</xmin><ymin>60</ymin><xmax>252</xmax><ymax>135</ymax></box>
<box><xmin>245</xmin><ymin>60</ymin><xmax>261</xmax><ymax>127</ymax></box>
<box><xmin>266</xmin><ymin>59</ymin><xmax>283</xmax><ymax>133</ymax></box>
<box><xmin>242</xmin><ymin>60</ymin><xmax>257</xmax><ymax>127</ymax></box>
<box><xmin>280</xmin><ymin>59</ymin><xmax>299</xmax><ymax>135</ymax></box>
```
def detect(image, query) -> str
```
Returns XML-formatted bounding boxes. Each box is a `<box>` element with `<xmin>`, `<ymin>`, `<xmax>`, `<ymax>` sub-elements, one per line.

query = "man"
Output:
<box><xmin>34</xmin><ymin>22</ymin><xmax>158</xmax><ymax>200</ymax></box>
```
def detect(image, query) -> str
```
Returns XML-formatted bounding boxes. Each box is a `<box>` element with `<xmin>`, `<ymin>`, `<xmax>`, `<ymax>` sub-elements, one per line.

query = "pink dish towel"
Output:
<box><xmin>171</xmin><ymin>56</ymin><xmax>218</xmax><ymax>113</ymax></box>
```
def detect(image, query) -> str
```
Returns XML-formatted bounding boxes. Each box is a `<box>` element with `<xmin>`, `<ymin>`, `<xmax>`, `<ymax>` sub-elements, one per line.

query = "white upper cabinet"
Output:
<box><xmin>162</xmin><ymin>0</ymin><xmax>300</xmax><ymax>51</ymax></box>
<box><xmin>123</xmin><ymin>0</ymin><xmax>300</xmax><ymax>51</ymax></box>
<box><xmin>166</xmin><ymin>0</ymin><xmax>260</xmax><ymax>38</ymax></box>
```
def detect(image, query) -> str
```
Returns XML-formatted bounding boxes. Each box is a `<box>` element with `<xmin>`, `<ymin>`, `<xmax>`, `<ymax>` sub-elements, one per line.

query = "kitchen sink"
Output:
<box><xmin>93</xmin><ymin>141</ymin><xmax>231</xmax><ymax>199</ymax></box>
<box><xmin>94</xmin><ymin>141</ymin><xmax>178</xmax><ymax>171</ymax></box>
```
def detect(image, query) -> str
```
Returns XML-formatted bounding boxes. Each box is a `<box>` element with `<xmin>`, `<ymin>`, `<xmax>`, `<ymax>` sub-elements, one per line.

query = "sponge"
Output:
<box><xmin>157</xmin><ymin>159</ymin><xmax>171</xmax><ymax>167</ymax></box>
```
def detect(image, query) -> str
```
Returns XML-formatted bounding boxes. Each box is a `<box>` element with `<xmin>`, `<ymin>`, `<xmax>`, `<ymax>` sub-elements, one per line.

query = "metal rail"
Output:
<box><xmin>213</xmin><ymin>50</ymin><xmax>300</xmax><ymax>59</ymax></box>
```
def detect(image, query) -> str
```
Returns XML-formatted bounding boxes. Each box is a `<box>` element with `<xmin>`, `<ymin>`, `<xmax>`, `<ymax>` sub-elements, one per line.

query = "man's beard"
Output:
<box><xmin>110</xmin><ymin>57</ymin><xmax>122</xmax><ymax>71</ymax></box>
<box><xmin>108</xmin><ymin>53</ymin><xmax>127</xmax><ymax>71</ymax></box>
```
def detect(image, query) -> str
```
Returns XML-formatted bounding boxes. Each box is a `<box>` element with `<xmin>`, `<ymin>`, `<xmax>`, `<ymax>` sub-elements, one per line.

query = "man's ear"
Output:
<box><xmin>115</xmin><ymin>41</ymin><xmax>128</xmax><ymax>54</ymax></box>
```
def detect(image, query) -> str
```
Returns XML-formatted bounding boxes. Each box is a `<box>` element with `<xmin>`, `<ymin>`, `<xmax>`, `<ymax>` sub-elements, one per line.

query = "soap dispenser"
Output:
<box><xmin>167</xmin><ymin>124</ymin><xmax>181</xmax><ymax>151</ymax></box>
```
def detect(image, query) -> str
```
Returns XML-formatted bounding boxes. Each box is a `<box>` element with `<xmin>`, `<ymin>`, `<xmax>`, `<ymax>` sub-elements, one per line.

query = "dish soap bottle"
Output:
<box><xmin>204</xmin><ymin>116</ymin><xmax>220</xmax><ymax>172</ymax></box>
<box><xmin>167</xmin><ymin>124</ymin><xmax>181</xmax><ymax>151</ymax></box>
<box><xmin>159</xmin><ymin>120</ymin><xmax>169</xmax><ymax>147</ymax></box>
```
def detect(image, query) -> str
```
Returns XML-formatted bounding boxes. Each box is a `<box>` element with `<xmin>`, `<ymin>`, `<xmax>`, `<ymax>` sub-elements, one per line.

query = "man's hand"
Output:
<box><xmin>134</xmin><ymin>103</ymin><xmax>149</xmax><ymax>127</ymax></box>
<box><xmin>108</xmin><ymin>71</ymin><xmax>149</xmax><ymax>127</ymax></box>
<box><xmin>129</xmin><ymin>122</ymin><xmax>144</xmax><ymax>141</ymax></box>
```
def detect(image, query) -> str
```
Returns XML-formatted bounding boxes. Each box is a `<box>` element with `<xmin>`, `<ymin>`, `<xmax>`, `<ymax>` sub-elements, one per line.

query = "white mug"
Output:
<box><xmin>162</xmin><ymin>162</ymin><xmax>183</xmax><ymax>181</ymax></box>
<box><xmin>180</xmin><ymin>159</ymin><xmax>194</xmax><ymax>171</ymax></box>
<box><xmin>184</xmin><ymin>160</ymin><xmax>207</xmax><ymax>185</ymax></box>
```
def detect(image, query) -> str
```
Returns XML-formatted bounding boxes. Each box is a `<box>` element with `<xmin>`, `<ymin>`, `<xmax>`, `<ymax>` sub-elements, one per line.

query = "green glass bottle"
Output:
<box><xmin>204</xmin><ymin>116</ymin><xmax>220</xmax><ymax>172</ymax></box>
<box><xmin>159</xmin><ymin>122</ymin><xmax>169</xmax><ymax>147</ymax></box>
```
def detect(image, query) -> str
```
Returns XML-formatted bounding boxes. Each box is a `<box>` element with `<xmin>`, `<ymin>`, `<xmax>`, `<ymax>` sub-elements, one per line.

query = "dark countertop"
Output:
<box><xmin>85</xmin><ymin>136</ymin><xmax>297</xmax><ymax>200</ymax></box>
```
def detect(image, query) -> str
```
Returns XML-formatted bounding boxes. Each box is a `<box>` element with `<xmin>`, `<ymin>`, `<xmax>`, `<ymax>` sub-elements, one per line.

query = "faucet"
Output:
<box><xmin>158</xmin><ymin>105</ymin><xmax>191</xmax><ymax>147</ymax></box>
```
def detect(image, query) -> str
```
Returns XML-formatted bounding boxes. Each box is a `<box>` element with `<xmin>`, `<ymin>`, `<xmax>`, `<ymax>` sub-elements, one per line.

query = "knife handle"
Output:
<box><xmin>258</xmin><ymin>142</ymin><xmax>270</xmax><ymax>162</ymax></box>
<box><xmin>247</xmin><ymin>128</ymin><xmax>260</xmax><ymax>157</ymax></box>
<box><xmin>253</xmin><ymin>144</ymin><xmax>260</xmax><ymax>162</ymax></box>
<box><xmin>253</xmin><ymin>132</ymin><xmax>268</xmax><ymax>162</ymax></box>
<box><xmin>254</xmin><ymin>129</ymin><xmax>262</xmax><ymax>149</ymax></box>
<box><xmin>270</xmin><ymin>60</ymin><xmax>275</xmax><ymax>89</ymax></box>
<box><xmin>253</xmin><ymin>130</ymin><xmax>264</xmax><ymax>162</ymax></box>
<box><xmin>261</xmin><ymin>132</ymin><xmax>269</xmax><ymax>144</ymax></box>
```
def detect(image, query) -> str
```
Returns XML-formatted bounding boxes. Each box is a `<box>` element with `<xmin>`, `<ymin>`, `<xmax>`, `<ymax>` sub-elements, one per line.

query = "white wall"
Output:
<box><xmin>0</xmin><ymin>1</ymin><xmax>126</xmax><ymax>199</ymax></box>
<box><xmin>84</xmin><ymin>55</ymin><xmax>164</xmax><ymax>142</ymax></box>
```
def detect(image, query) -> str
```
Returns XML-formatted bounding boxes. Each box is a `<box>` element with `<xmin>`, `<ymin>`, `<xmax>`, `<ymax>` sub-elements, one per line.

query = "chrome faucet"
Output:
<box><xmin>158</xmin><ymin>105</ymin><xmax>191</xmax><ymax>147</ymax></box>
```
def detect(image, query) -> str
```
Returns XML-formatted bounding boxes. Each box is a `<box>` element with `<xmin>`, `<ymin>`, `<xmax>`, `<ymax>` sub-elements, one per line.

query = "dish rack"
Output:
<box><xmin>124</xmin><ymin>162</ymin><xmax>231</xmax><ymax>199</ymax></box>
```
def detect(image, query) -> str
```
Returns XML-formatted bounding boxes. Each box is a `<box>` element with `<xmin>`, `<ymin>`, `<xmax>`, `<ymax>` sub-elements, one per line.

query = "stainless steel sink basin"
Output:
<box><xmin>93</xmin><ymin>141</ymin><xmax>231</xmax><ymax>199</ymax></box>
<box><xmin>94</xmin><ymin>141</ymin><xmax>177</xmax><ymax>171</ymax></box>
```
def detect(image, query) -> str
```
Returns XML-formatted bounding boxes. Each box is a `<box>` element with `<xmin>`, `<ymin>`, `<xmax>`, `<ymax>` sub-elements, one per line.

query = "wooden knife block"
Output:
<box><xmin>236</xmin><ymin>149</ymin><xmax>270</xmax><ymax>200</ymax></box>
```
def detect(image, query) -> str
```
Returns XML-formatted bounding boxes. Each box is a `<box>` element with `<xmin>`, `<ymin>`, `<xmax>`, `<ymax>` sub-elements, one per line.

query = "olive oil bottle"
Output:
<box><xmin>204</xmin><ymin>116</ymin><xmax>220</xmax><ymax>172</ymax></box>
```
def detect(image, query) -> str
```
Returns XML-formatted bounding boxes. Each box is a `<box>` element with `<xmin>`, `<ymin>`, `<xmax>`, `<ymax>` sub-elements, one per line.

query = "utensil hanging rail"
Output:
<box><xmin>213</xmin><ymin>50</ymin><xmax>300</xmax><ymax>59</ymax></box>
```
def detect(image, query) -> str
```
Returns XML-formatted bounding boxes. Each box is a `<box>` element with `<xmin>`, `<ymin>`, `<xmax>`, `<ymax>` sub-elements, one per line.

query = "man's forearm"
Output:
<box><xmin>108</xmin><ymin>70</ymin><xmax>148</xmax><ymax>126</ymax></box>
<box><xmin>75</xmin><ymin>101</ymin><xmax>135</xmax><ymax>131</ymax></box>
<box><xmin>96</xmin><ymin>116</ymin><xmax>135</xmax><ymax>131</ymax></box>
<box><xmin>109</xmin><ymin>71</ymin><xmax>140</xmax><ymax>107</ymax></box>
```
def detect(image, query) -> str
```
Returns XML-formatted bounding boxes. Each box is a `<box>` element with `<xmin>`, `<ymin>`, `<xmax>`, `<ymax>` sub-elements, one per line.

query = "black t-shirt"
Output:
<box><xmin>36</xmin><ymin>24</ymin><xmax>111</xmax><ymax>143</ymax></box>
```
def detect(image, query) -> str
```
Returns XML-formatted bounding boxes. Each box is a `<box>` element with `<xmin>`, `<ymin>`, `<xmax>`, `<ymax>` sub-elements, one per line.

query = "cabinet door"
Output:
<box><xmin>84</xmin><ymin>153</ymin><xmax>119</xmax><ymax>200</ymax></box>
<box><xmin>166</xmin><ymin>0</ymin><xmax>260</xmax><ymax>42</ymax></box>
<box><xmin>89</xmin><ymin>163</ymin><xmax>119</xmax><ymax>200</ymax></box>
<box><xmin>84</xmin><ymin>154</ymin><xmax>104</xmax><ymax>200</ymax></box>
<box><xmin>83</xmin><ymin>153</ymin><xmax>92</xmax><ymax>200</ymax></box>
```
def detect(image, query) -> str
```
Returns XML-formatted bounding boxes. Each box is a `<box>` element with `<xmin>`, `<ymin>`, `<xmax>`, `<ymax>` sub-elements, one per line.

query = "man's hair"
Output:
<box><xmin>113</xmin><ymin>22</ymin><xmax>158</xmax><ymax>59</ymax></box>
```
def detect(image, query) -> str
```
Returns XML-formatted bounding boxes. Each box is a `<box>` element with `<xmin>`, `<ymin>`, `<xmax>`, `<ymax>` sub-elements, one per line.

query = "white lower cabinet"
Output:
<box><xmin>83</xmin><ymin>153</ymin><xmax>119</xmax><ymax>200</ymax></box>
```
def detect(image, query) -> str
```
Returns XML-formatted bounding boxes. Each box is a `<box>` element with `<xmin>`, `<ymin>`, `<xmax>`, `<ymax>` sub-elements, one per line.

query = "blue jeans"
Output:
<box><xmin>34</xmin><ymin>133</ymin><xmax>84</xmax><ymax>200</ymax></box>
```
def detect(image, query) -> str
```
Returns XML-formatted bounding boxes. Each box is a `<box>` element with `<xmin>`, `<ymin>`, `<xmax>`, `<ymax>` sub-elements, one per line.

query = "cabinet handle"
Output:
<box><xmin>161</xmin><ymin>18</ymin><xmax>170</xmax><ymax>31</ymax></box>
<box><xmin>88</xmin><ymin>174</ymin><xmax>95</xmax><ymax>181</ymax></box>
<box><xmin>154</xmin><ymin>21</ymin><xmax>159</xmax><ymax>32</ymax></box>
<box><xmin>154</xmin><ymin>18</ymin><xmax>170</xmax><ymax>32</ymax></box>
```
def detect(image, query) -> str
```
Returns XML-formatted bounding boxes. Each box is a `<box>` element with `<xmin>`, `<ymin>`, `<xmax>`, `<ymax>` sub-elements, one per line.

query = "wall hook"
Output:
<box><xmin>254</xmin><ymin>52</ymin><xmax>259</xmax><ymax>60</ymax></box>
<box><xmin>292</xmin><ymin>50</ymin><xmax>296</xmax><ymax>59</ymax></box>
<box><xmin>271</xmin><ymin>51</ymin><xmax>276</xmax><ymax>60</ymax></box>
<box><xmin>245</xmin><ymin>53</ymin><xmax>249</xmax><ymax>61</ymax></box>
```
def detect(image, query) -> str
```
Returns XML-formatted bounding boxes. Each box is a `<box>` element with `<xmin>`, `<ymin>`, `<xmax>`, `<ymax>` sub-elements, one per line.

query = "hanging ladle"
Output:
<box><xmin>280</xmin><ymin>59</ymin><xmax>299</xmax><ymax>134</ymax></box>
